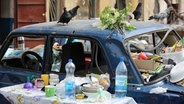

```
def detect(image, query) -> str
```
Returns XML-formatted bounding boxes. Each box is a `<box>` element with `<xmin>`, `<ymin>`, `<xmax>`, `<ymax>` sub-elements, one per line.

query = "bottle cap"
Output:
<box><xmin>120</xmin><ymin>57</ymin><xmax>124</xmax><ymax>62</ymax></box>
<box><xmin>68</xmin><ymin>59</ymin><xmax>73</xmax><ymax>62</ymax></box>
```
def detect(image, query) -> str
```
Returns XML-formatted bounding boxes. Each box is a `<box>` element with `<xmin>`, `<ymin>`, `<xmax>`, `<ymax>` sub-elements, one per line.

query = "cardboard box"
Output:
<box><xmin>134</xmin><ymin>59</ymin><xmax>160</xmax><ymax>71</ymax></box>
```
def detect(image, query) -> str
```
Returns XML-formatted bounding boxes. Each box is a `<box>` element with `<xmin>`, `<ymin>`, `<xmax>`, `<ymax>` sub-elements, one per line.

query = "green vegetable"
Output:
<box><xmin>93</xmin><ymin>3</ymin><xmax>136</xmax><ymax>33</ymax></box>
<box><xmin>151</xmin><ymin>56</ymin><xmax>162</xmax><ymax>60</ymax></box>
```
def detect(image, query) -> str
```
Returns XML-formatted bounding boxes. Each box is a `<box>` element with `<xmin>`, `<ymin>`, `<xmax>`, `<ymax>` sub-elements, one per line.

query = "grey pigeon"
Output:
<box><xmin>68</xmin><ymin>5</ymin><xmax>80</xmax><ymax>18</ymax></box>
<box><xmin>133</xmin><ymin>2</ymin><xmax>142</xmax><ymax>20</ymax></box>
<box><xmin>148</xmin><ymin>7</ymin><xmax>173</xmax><ymax>21</ymax></box>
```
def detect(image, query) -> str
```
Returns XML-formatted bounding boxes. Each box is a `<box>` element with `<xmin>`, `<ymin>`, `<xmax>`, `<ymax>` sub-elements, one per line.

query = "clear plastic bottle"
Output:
<box><xmin>115</xmin><ymin>57</ymin><xmax>127</xmax><ymax>98</ymax></box>
<box><xmin>65</xmin><ymin>59</ymin><xmax>76</xmax><ymax>100</ymax></box>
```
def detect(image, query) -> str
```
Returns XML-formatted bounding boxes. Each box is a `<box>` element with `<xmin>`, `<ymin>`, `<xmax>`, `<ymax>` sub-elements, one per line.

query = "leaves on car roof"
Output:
<box><xmin>92</xmin><ymin>3</ymin><xmax>136</xmax><ymax>34</ymax></box>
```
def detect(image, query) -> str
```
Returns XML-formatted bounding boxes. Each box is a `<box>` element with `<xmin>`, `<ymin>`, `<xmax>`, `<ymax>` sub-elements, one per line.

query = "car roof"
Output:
<box><xmin>125</xmin><ymin>21</ymin><xmax>171</xmax><ymax>38</ymax></box>
<box><xmin>11</xmin><ymin>19</ymin><xmax>171</xmax><ymax>39</ymax></box>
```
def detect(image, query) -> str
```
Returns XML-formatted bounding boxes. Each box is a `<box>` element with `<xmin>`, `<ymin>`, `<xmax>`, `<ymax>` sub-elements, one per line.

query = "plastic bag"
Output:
<box><xmin>98</xmin><ymin>73</ymin><xmax>110</xmax><ymax>90</ymax></box>
<box><xmin>88</xmin><ymin>88</ymin><xmax>111</xmax><ymax>103</ymax></box>
<box><xmin>56</xmin><ymin>77</ymin><xmax>90</xmax><ymax>99</ymax></box>
<box><xmin>55</xmin><ymin>79</ymin><xmax>65</xmax><ymax>99</ymax></box>
<box><xmin>51</xmin><ymin>49</ymin><xmax>61</xmax><ymax>72</ymax></box>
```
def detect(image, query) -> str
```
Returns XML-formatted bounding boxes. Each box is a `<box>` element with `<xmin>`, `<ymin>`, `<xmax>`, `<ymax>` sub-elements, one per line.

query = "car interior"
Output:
<box><xmin>125</xmin><ymin>30</ymin><xmax>182</xmax><ymax>84</ymax></box>
<box><xmin>51</xmin><ymin>37</ymin><xmax>109</xmax><ymax>77</ymax></box>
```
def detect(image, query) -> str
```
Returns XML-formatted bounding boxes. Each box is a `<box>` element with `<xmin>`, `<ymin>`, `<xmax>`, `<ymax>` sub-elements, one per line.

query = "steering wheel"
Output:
<box><xmin>21</xmin><ymin>51</ymin><xmax>43</xmax><ymax>71</ymax></box>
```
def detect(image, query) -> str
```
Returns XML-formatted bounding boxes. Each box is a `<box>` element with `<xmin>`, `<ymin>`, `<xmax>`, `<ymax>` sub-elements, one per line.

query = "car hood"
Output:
<box><xmin>160</xmin><ymin>81</ymin><xmax>184</xmax><ymax>96</ymax></box>
<box><xmin>139</xmin><ymin>80</ymin><xmax>184</xmax><ymax>96</ymax></box>
<box><xmin>128</xmin><ymin>80</ymin><xmax>184</xmax><ymax>104</ymax></box>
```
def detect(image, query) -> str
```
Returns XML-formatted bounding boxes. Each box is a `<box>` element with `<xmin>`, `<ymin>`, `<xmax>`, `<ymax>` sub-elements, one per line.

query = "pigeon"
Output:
<box><xmin>133</xmin><ymin>2</ymin><xmax>142</xmax><ymax>20</ymax></box>
<box><xmin>57</xmin><ymin>7</ymin><xmax>71</xmax><ymax>24</ymax></box>
<box><xmin>68</xmin><ymin>5</ymin><xmax>80</xmax><ymax>18</ymax></box>
<box><xmin>57</xmin><ymin>5</ymin><xmax>80</xmax><ymax>24</ymax></box>
<box><xmin>148</xmin><ymin>7</ymin><xmax>173</xmax><ymax>21</ymax></box>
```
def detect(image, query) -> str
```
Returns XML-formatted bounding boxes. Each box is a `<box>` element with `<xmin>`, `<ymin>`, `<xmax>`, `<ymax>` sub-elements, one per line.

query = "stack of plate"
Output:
<box><xmin>82</xmin><ymin>83</ymin><xmax>103</xmax><ymax>97</ymax></box>
<box><xmin>49</xmin><ymin>74</ymin><xmax>59</xmax><ymax>85</ymax></box>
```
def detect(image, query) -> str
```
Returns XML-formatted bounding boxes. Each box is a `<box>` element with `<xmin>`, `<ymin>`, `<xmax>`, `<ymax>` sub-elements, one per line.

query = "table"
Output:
<box><xmin>0</xmin><ymin>84</ymin><xmax>137</xmax><ymax>104</ymax></box>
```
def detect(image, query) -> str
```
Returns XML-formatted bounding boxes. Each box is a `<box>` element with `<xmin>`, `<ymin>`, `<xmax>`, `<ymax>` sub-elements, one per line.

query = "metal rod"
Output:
<box><xmin>89</xmin><ymin>0</ymin><xmax>96</xmax><ymax>18</ymax></box>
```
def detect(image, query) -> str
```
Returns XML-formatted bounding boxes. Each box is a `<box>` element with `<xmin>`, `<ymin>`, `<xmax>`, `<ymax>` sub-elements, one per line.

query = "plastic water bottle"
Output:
<box><xmin>115</xmin><ymin>57</ymin><xmax>127</xmax><ymax>98</ymax></box>
<box><xmin>65</xmin><ymin>59</ymin><xmax>76</xmax><ymax>99</ymax></box>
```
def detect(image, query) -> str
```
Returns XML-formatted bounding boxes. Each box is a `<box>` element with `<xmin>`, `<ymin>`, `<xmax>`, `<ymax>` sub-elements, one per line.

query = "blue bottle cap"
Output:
<box><xmin>68</xmin><ymin>59</ymin><xmax>73</xmax><ymax>62</ymax></box>
<box><xmin>120</xmin><ymin>57</ymin><xmax>124</xmax><ymax>62</ymax></box>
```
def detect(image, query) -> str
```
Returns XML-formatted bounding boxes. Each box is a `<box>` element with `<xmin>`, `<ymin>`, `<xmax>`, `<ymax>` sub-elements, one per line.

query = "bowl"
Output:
<box><xmin>82</xmin><ymin>84</ymin><xmax>103</xmax><ymax>93</ymax></box>
<box><xmin>76</xmin><ymin>94</ymin><xmax>85</xmax><ymax>99</ymax></box>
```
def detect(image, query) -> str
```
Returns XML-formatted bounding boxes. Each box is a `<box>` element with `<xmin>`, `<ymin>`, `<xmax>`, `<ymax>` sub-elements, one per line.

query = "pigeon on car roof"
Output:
<box><xmin>133</xmin><ymin>2</ymin><xmax>142</xmax><ymax>21</ymax></box>
<box><xmin>57</xmin><ymin>5</ymin><xmax>80</xmax><ymax>24</ymax></box>
<box><xmin>68</xmin><ymin>5</ymin><xmax>80</xmax><ymax>18</ymax></box>
<box><xmin>148</xmin><ymin>7</ymin><xmax>173</xmax><ymax>21</ymax></box>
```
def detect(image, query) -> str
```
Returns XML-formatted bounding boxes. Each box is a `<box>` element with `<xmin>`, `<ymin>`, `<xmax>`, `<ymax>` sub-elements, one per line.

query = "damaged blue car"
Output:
<box><xmin>0</xmin><ymin>19</ymin><xmax>184</xmax><ymax>104</ymax></box>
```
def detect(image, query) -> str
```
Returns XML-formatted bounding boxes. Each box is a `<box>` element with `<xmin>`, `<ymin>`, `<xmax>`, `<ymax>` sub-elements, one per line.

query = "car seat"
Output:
<box><xmin>60</xmin><ymin>42</ymin><xmax>85</xmax><ymax>73</ymax></box>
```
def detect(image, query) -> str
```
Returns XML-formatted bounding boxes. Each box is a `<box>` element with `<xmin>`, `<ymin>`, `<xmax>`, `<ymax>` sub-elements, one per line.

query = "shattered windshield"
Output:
<box><xmin>125</xmin><ymin>29</ymin><xmax>182</xmax><ymax>84</ymax></box>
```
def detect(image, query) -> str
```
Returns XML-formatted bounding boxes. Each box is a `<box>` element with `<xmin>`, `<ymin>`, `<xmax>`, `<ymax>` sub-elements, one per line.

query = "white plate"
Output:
<box><xmin>170</xmin><ymin>61</ymin><xmax>184</xmax><ymax>83</ymax></box>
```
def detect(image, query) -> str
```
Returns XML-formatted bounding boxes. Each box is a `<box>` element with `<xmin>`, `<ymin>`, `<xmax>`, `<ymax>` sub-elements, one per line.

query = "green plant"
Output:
<box><xmin>93</xmin><ymin>3</ymin><xmax>136</xmax><ymax>34</ymax></box>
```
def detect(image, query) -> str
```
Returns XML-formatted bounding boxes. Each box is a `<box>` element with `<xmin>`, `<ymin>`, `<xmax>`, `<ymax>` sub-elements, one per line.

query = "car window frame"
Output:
<box><xmin>48</xmin><ymin>35</ymin><xmax>111</xmax><ymax>76</ymax></box>
<box><xmin>0</xmin><ymin>34</ymin><xmax>47</xmax><ymax>73</ymax></box>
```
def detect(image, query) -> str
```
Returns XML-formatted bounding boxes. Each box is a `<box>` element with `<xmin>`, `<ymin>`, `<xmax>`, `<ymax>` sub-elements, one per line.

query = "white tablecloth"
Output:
<box><xmin>0</xmin><ymin>84</ymin><xmax>137</xmax><ymax>104</ymax></box>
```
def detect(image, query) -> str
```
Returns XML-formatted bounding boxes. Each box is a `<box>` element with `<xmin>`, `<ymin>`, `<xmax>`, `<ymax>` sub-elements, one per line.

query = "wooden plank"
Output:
<box><xmin>127</xmin><ymin>0</ymin><xmax>138</xmax><ymax>12</ymax></box>
<box><xmin>46</xmin><ymin>0</ymin><xmax>50</xmax><ymax>22</ymax></box>
<box><xmin>179</xmin><ymin>0</ymin><xmax>184</xmax><ymax>13</ymax></box>
<box><xmin>143</xmin><ymin>0</ymin><xmax>155</xmax><ymax>21</ymax></box>
<box><xmin>98</xmin><ymin>0</ymin><xmax>116</xmax><ymax>13</ymax></box>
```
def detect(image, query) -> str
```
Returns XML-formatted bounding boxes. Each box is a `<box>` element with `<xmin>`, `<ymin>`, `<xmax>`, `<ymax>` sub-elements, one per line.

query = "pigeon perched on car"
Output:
<box><xmin>148</xmin><ymin>7</ymin><xmax>173</xmax><ymax>21</ymax></box>
<box><xmin>133</xmin><ymin>2</ymin><xmax>142</xmax><ymax>20</ymax></box>
<box><xmin>57</xmin><ymin>7</ymin><xmax>71</xmax><ymax>24</ymax></box>
<box><xmin>68</xmin><ymin>5</ymin><xmax>80</xmax><ymax>18</ymax></box>
<box><xmin>57</xmin><ymin>5</ymin><xmax>80</xmax><ymax>24</ymax></box>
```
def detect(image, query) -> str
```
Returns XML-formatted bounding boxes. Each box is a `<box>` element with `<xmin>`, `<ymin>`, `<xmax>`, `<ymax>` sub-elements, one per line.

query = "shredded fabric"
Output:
<box><xmin>150</xmin><ymin>87</ymin><xmax>167</xmax><ymax>94</ymax></box>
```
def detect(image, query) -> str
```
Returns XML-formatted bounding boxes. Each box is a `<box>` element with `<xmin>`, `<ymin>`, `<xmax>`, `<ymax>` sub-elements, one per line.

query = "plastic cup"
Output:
<box><xmin>45</xmin><ymin>85</ymin><xmax>56</xmax><ymax>97</ymax></box>
<box><xmin>41</xmin><ymin>74</ymin><xmax>49</xmax><ymax>86</ymax></box>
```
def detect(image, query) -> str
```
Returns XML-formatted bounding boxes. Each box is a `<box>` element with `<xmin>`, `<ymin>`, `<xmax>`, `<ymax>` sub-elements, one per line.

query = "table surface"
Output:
<box><xmin>0</xmin><ymin>84</ymin><xmax>137</xmax><ymax>104</ymax></box>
